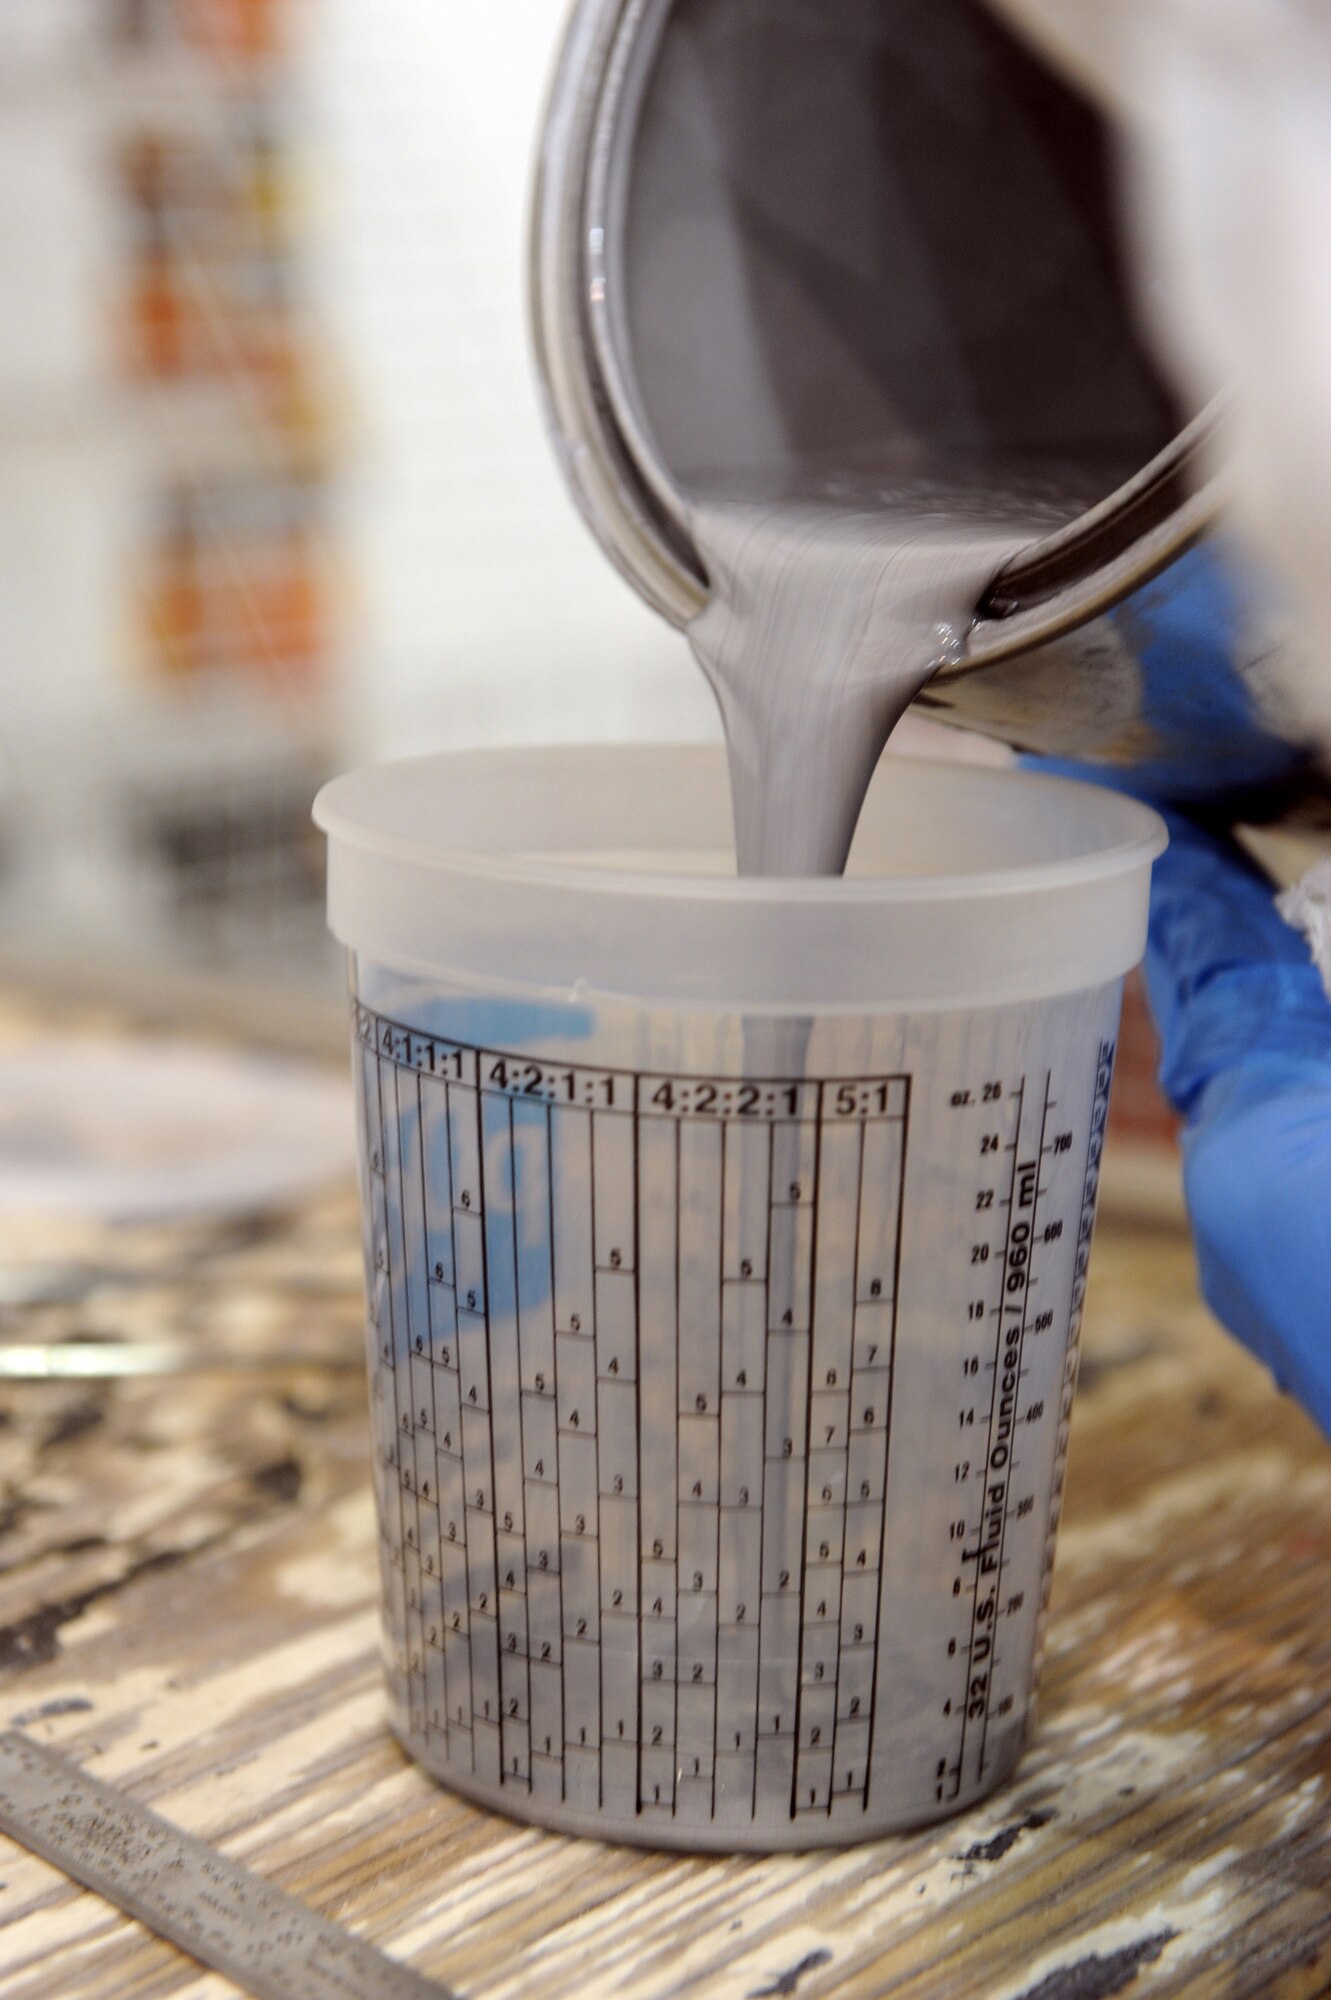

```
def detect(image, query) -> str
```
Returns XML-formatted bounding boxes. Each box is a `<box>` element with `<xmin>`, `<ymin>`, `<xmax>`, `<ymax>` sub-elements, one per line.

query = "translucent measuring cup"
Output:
<box><xmin>314</xmin><ymin>745</ymin><xmax>1165</xmax><ymax>1852</ymax></box>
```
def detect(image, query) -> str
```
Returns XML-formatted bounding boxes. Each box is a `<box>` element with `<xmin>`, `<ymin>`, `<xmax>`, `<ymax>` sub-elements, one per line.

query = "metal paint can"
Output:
<box><xmin>530</xmin><ymin>0</ymin><xmax>1330</xmax><ymax>820</ymax></box>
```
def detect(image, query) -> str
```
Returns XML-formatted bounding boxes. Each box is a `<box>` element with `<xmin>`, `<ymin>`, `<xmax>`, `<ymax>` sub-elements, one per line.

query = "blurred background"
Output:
<box><xmin>0</xmin><ymin>0</ymin><xmax>718</xmax><ymax>1010</ymax></box>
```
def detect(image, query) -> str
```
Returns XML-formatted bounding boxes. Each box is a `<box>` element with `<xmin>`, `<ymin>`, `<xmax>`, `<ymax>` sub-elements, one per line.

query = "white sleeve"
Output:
<box><xmin>987</xmin><ymin>0</ymin><xmax>1331</xmax><ymax>680</ymax></box>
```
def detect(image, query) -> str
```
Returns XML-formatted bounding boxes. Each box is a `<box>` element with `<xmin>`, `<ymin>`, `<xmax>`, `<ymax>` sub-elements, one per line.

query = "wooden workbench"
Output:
<box><xmin>0</xmin><ymin>999</ymin><xmax>1329</xmax><ymax>2000</ymax></box>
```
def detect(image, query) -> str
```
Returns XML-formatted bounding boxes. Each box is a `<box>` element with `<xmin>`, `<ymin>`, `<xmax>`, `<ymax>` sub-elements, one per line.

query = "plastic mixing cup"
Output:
<box><xmin>315</xmin><ymin>744</ymin><xmax>1165</xmax><ymax>1852</ymax></box>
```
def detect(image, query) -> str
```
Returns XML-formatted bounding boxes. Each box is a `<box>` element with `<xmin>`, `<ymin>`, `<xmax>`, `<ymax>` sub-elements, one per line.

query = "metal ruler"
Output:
<box><xmin>0</xmin><ymin>1732</ymin><xmax>454</xmax><ymax>2000</ymax></box>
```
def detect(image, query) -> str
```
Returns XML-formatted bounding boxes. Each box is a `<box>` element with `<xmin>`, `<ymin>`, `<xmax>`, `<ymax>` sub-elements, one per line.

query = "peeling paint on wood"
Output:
<box><xmin>958</xmin><ymin>1811</ymin><xmax>1055</xmax><ymax>1867</ymax></box>
<box><xmin>0</xmin><ymin>997</ymin><xmax>1328</xmax><ymax>1998</ymax></box>
<box><xmin>1013</xmin><ymin>1930</ymin><xmax>1177</xmax><ymax>2000</ymax></box>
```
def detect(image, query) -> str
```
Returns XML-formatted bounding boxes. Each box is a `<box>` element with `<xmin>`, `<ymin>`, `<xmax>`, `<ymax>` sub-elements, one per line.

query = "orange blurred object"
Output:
<box><xmin>141</xmin><ymin>498</ymin><xmax>327</xmax><ymax>697</ymax></box>
<box><xmin>180</xmin><ymin>0</ymin><xmax>287</xmax><ymax>63</ymax></box>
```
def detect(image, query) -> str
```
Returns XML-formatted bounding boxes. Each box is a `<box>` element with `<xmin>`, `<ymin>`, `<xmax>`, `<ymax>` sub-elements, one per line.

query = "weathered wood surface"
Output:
<box><xmin>0</xmin><ymin>1010</ymin><xmax>1329</xmax><ymax>1998</ymax></box>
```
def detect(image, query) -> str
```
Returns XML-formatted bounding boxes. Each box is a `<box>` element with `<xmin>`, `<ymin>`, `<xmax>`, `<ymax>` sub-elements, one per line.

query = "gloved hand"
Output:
<box><xmin>983</xmin><ymin>0</ymin><xmax>1331</xmax><ymax>1432</ymax></box>
<box><xmin>1040</xmin><ymin>766</ymin><xmax>1331</xmax><ymax>1438</ymax></box>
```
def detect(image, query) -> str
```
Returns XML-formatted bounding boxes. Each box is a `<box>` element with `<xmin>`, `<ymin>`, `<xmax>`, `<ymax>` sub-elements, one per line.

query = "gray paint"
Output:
<box><xmin>614</xmin><ymin>0</ymin><xmax>1184</xmax><ymax>872</ymax></box>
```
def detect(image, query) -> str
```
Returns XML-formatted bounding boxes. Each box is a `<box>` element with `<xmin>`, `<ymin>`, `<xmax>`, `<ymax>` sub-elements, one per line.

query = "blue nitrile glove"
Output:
<box><xmin>1036</xmin><ymin>764</ymin><xmax>1331</xmax><ymax>1438</ymax></box>
<box><xmin>1026</xmin><ymin>540</ymin><xmax>1331</xmax><ymax>1436</ymax></box>
<box><xmin>1137</xmin><ymin>806</ymin><xmax>1331</xmax><ymax>1436</ymax></box>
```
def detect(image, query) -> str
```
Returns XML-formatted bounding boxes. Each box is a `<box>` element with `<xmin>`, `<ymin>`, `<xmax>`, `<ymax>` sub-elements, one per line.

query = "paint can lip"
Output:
<box><xmin>529</xmin><ymin>0</ymin><xmax>707</xmax><ymax>629</ymax></box>
<box><xmin>530</xmin><ymin>0</ymin><xmax>1220</xmax><ymax>650</ymax></box>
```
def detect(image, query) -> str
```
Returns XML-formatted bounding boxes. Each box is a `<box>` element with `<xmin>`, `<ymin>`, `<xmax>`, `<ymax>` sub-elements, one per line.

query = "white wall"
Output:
<box><xmin>315</xmin><ymin>0</ymin><xmax>720</xmax><ymax>760</ymax></box>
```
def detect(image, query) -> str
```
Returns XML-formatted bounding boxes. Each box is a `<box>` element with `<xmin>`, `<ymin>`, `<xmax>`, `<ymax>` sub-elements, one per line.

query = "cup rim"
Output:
<box><xmin>314</xmin><ymin>744</ymin><xmax>1167</xmax><ymax>906</ymax></box>
<box><xmin>315</xmin><ymin>746</ymin><xmax>1166</xmax><ymax>1013</ymax></box>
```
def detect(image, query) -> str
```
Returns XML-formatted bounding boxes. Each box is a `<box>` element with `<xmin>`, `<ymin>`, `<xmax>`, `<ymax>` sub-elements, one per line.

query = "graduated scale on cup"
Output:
<box><xmin>327</xmin><ymin>748</ymin><xmax>1137</xmax><ymax>1853</ymax></box>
